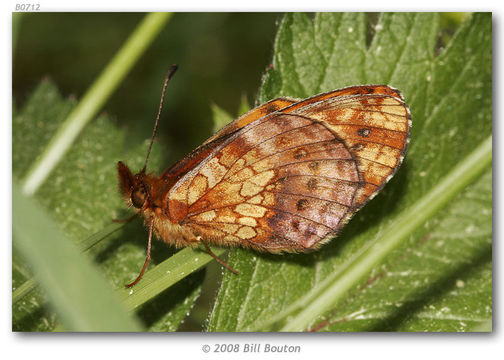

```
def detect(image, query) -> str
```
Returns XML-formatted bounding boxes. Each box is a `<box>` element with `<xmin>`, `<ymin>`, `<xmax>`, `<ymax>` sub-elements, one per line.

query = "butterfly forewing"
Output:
<box><xmin>201</xmin><ymin>98</ymin><xmax>298</xmax><ymax>147</ymax></box>
<box><xmin>281</xmin><ymin>86</ymin><xmax>411</xmax><ymax>208</ymax></box>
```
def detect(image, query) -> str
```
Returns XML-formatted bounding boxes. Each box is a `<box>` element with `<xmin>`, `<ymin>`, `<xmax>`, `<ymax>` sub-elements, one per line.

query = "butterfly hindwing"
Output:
<box><xmin>167</xmin><ymin>111</ymin><xmax>361</xmax><ymax>252</ymax></box>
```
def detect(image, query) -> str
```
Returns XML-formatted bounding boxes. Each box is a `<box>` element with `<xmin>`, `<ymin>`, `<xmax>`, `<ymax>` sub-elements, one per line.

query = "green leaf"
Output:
<box><xmin>207</xmin><ymin>13</ymin><xmax>491</xmax><ymax>332</ymax></box>
<box><xmin>211</xmin><ymin>95</ymin><xmax>252</xmax><ymax>133</ymax></box>
<box><xmin>210</xmin><ymin>103</ymin><xmax>234</xmax><ymax>132</ymax></box>
<box><xmin>237</xmin><ymin>93</ymin><xmax>251</xmax><ymax>117</ymax></box>
<box><xmin>12</xmin><ymin>79</ymin><xmax>203</xmax><ymax>331</ymax></box>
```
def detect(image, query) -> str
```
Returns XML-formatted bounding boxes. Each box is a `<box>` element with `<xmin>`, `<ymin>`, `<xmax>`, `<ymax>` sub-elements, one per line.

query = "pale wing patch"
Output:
<box><xmin>187</xmin><ymin>175</ymin><xmax>208</xmax><ymax>205</ymax></box>
<box><xmin>236</xmin><ymin>226</ymin><xmax>257</xmax><ymax>239</ymax></box>
<box><xmin>190</xmin><ymin>210</ymin><xmax>216</xmax><ymax>223</ymax></box>
<box><xmin>235</xmin><ymin>203</ymin><xmax>267</xmax><ymax>218</ymax></box>
<box><xmin>238</xmin><ymin>216</ymin><xmax>257</xmax><ymax>227</ymax></box>
<box><xmin>199</xmin><ymin>156</ymin><xmax>228</xmax><ymax>188</ymax></box>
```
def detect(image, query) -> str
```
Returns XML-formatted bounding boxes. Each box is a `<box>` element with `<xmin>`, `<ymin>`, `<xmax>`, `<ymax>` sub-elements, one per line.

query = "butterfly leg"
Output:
<box><xmin>112</xmin><ymin>213</ymin><xmax>138</xmax><ymax>224</ymax></box>
<box><xmin>125</xmin><ymin>216</ymin><xmax>154</xmax><ymax>288</ymax></box>
<box><xmin>199</xmin><ymin>237</ymin><xmax>239</xmax><ymax>275</ymax></box>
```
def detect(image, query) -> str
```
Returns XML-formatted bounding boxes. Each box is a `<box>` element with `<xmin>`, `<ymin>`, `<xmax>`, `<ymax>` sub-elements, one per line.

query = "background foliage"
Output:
<box><xmin>12</xmin><ymin>12</ymin><xmax>491</xmax><ymax>332</ymax></box>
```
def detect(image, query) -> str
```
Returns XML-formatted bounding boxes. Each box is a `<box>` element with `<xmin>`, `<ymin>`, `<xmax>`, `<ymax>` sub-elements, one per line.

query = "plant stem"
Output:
<box><xmin>21</xmin><ymin>12</ymin><xmax>173</xmax><ymax>196</ymax></box>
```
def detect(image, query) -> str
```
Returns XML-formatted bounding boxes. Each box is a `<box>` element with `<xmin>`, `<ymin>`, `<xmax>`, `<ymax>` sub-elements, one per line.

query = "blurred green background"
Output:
<box><xmin>13</xmin><ymin>13</ymin><xmax>281</xmax><ymax>165</ymax></box>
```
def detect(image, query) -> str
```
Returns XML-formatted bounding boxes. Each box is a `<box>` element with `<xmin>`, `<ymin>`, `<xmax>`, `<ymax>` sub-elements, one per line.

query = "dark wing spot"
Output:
<box><xmin>265</xmin><ymin>103</ymin><xmax>279</xmax><ymax>113</ymax></box>
<box><xmin>296</xmin><ymin>199</ymin><xmax>309</xmax><ymax>211</ymax></box>
<box><xmin>351</xmin><ymin>142</ymin><xmax>366</xmax><ymax>151</ymax></box>
<box><xmin>294</xmin><ymin>148</ymin><xmax>308</xmax><ymax>159</ymax></box>
<box><xmin>366</xmin><ymin>87</ymin><xmax>375</xmax><ymax>94</ymax></box>
<box><xmin>307</xmin><ymin>178</ymin><xmax>318</xmax><ymax>189</ymax></box>
<box><xmin>309</xmin><ymin>161</ymin><xmax>320</xmax><ymax>170</ymax></box>
<box><xmin>357</xmin><ymin>128</ymin><xmax>371</xmax><ymax>137</ymax></box>
<box><xmin>267</xmin><ymin>211</ymin><xmax>283</xmax><ymax>227</ymax></box>
<box><xmin>277</xmin><ymin>176</ymin><xmax>288</xmax><ymax>184</ymax></box>
<box><xmin>292</xmin><ymin>220</ymin><xmax>300</xmax><ymax>230</ymax></box>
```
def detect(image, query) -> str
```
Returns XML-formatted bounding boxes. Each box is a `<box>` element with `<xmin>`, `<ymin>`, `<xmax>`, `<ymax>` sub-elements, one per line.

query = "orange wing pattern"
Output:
<box><xmin>162</xmin><ymin>85</ymin><xmax>410</xmax><ymax>253</ymax></box>
<box><xmin>281</xmin><ymin>85</ymin><xmax>411</xmax><ymax>208</ymax></box>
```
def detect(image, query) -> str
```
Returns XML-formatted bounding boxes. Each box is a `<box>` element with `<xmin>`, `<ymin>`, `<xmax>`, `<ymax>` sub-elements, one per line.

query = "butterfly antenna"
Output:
<box><xmin>142</xmin><ymin>64</ymin><xmax>178</xmax><ymax>172</ymax></box>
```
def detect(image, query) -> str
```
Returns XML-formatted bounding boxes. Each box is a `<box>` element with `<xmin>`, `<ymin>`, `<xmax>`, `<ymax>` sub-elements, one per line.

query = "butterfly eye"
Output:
<box><xmin>131</xmin><ymin>185</ymin><xmax>147</xmax><ymax>209</ymax></box>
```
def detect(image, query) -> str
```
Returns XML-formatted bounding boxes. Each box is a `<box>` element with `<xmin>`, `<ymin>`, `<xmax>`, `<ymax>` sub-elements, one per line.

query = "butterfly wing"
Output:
<box><xmin>201</xmin><ymin>97</ymin><xmax>298</xmax><ymax>146</ymax></box>
<box><xmin>160</xmin><ymin>98</ymin><xmax>297</xmax><ymax>183</ymax></box>
<box><xmin>165</xmin><ymin>85</ymin><xmax>410</xmax><ymax>253</ymax></box>
<box><xmin>281</xmin><ymin>85</ymin><xmax>411</xmax><ymax>208</ymax></box>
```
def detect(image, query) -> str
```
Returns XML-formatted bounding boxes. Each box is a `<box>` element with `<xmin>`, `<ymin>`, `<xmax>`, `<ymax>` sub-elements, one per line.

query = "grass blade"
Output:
<box><xmin>13</xmin><ymin>181</ymin><xmax>143</xmax><ymax>331</ymax></box>
<box><xmin>118</xmin><ymin>247</ymin><xmax>227</xmax><ymax>311</ymax></box>
<box><xmin>12</xmin><ymin>222</ymin><xmax>125</xmax><ymax>303</ymax></box>
<box><xmin>21</xmin><ymin>12</ymin><xmax>173</xmax><ymax>196</ymax></box>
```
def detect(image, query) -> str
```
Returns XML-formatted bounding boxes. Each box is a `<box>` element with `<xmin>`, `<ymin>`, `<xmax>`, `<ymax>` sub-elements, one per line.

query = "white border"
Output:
<box><xmin>3</xmin><ymin>2</ymin><xmax>501</xmax><ymax>360</ymax></box>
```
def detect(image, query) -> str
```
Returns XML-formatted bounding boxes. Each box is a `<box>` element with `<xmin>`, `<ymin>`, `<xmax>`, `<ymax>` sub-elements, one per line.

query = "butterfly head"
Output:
<box><xmin>117</xmin><ymin>161</ymin><xmax>151</xmax><ymax>210</ymax></box>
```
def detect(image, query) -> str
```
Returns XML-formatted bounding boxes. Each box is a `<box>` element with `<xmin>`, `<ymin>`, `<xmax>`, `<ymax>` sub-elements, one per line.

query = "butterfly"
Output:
<box><xmin>118</xmin><ymin>65</ymin><xmax>411</xmax><ymax>287</ymax></box>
